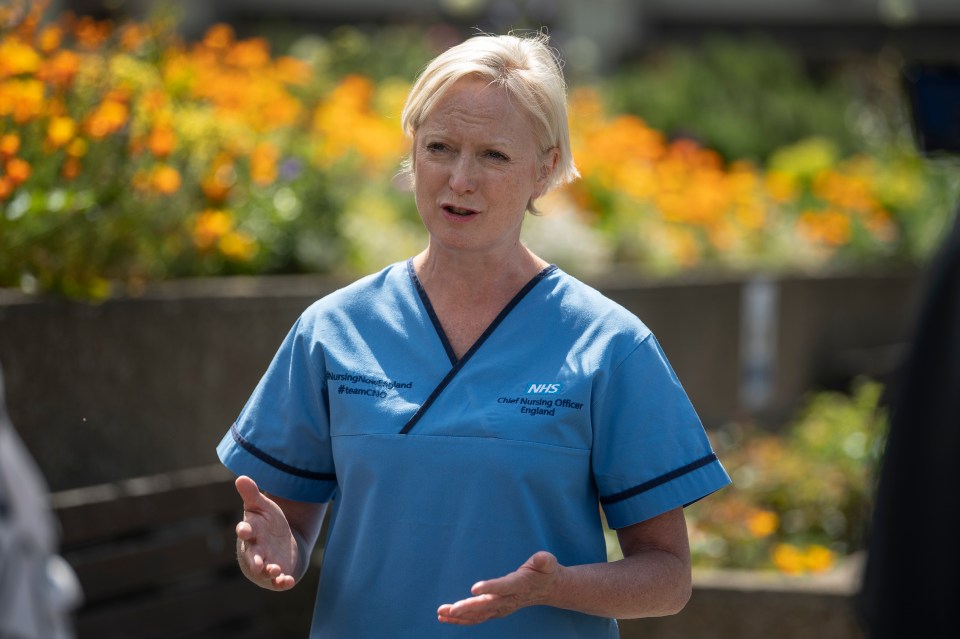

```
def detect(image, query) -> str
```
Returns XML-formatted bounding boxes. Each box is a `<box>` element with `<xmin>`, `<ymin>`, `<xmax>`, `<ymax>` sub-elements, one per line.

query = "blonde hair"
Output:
<box><xmin>399</xmin><ymin>32</ymin><xmax>579</xmax><ymax>208</ymax></box>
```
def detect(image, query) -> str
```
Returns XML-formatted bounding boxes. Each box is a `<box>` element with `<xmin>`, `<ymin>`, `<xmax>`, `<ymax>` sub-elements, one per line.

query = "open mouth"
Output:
<box><xmin>443</xmin><ymin>204</ymin><xmax>478</xmax><ymax>217</ymax></box>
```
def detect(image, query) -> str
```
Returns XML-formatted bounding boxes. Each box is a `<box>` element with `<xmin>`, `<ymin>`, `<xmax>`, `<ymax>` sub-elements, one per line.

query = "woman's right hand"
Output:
<box><xmin>234</xmin><ymin>475</ymin><xmax>300</xmax><ymax>590</ymax></box>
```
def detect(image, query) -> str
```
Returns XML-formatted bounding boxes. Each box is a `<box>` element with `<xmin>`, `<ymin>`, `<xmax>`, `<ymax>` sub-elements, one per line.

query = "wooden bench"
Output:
<box><xmin>50</xmin><ymin>464</ymin><xmax>302</xmax><ymax>639</ymax></box>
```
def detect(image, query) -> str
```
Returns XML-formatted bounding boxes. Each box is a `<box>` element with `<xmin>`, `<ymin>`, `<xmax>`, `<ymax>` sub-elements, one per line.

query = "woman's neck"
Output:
<box><xmin>412</xmin><ymin>243</ymin><xmax>548</xmax><ymax>300</ymax></box>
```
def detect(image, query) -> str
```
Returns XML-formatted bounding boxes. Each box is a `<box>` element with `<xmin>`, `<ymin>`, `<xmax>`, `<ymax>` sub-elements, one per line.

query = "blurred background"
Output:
<box><xmin>1</xmin><ymin>0</ymin><xmax>959</xmax><ymax>637</ymax></box>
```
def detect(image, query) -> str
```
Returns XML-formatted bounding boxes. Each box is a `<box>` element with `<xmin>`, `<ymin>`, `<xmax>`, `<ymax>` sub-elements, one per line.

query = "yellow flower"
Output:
<box><xmin>772</xmin><ymin>543</ymin><xmax>806</xmax><ymax>575</ymax></box>
<box><xmin>0</xmin><ymin>78</ymin><xmax>45</xmax><ymax>123</ymax></box>
<box><xmin>772</xmin><ymin>543</ymin><xmax>837</xmax><ymax>575</ymax></box>
<box><xmin>66</xmin><ymin>137</ymin><xmax>88</xmax><ymax>158</ymax></box>
<box><xmin>0</xmin><ymin>37</ymin><xmax>41</xmax><ymax>77</ymax></box>
<box><xmin>47</xmin><ymin>116</ymin><xmax>77</xmax><ymax>148</ymax></box>
<box><xmin>218</xmin><ymin>230</ymin><xmax>258</xmax><ymax>262</ymax></box>
<box><xmin>803</xmin><ymin>545</ymin><xmax>836</xmax><ymax>573</ymax></box>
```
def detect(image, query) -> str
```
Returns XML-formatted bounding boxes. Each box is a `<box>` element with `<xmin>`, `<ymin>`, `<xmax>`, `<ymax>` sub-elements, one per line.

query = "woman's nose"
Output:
<box><xmin>448</xmin><ymin>155</ymin><xmax>477</xmax><ymax>194</ymax></box>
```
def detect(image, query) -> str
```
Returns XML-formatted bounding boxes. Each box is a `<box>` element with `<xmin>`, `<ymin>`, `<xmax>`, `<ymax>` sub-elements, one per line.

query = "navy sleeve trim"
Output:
<box><xmin>400</xmin><ymin>264</ymin><xmax>558</xmax><ymax>435</ymax></box>
<box><xmin>229</xmin><ymin>424</ymin><xmax>336</xmax><ymax>481</ymax></box>
<box><xmin>599</xmin><ymin>453</ymin><xmax>718</xmax><ymax>505</ymax></box>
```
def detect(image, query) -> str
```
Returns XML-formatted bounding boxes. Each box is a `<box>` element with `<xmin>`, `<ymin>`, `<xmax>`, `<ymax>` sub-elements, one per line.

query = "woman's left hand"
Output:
<box><xmin>436</xmin><ymin>551</ymin><xmax>563</xmax><ymax>625</ymax></box>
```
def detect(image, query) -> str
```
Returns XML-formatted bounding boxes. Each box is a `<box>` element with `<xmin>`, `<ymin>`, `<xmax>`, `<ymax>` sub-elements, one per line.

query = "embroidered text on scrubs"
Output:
<box><xmin>326</xmin><ymin>371</ymin><xmax>413</xmax><ymax>390</ymax></box>
<box><xmin>497</xmin><ymin>395</ymin><xmax>584</xmax><ymax>416</ymax></box>
<box><xmin>337</xmin><ymin>385</ymin><xmax>388</xmax><ymax>398</ymax></box>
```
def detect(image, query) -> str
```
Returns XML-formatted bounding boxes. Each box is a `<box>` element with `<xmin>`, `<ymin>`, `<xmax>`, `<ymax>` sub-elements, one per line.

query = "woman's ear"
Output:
<box><xmin>534</xmin><ymin>147</ymin><xmax>560</xmax><ymax>198</ymax></box>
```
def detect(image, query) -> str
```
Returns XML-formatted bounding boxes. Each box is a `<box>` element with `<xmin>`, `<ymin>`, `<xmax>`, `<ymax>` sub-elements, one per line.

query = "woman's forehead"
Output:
<box><xmin>419</xmin><ymin>78</ymin><xmax>536</xmax><ymax>143</ymax></box>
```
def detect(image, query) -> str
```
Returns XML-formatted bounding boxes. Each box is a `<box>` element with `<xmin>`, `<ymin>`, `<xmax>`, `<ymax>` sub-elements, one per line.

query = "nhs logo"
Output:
<box><xmin>526</xmin><ymin>383</ymin><xmax>561</xmax><ymax>394</ymax></box>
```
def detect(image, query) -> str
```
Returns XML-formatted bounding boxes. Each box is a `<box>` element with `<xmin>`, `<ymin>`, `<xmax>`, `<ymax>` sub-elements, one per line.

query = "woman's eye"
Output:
<box><xmin>485</xmin><ymin>150</ymin><xmax>509</xmax><ymax>161</ymax></box>
<box><xmin>425</xmin><ymin>142</ymin><xmax>447</xmax><ymax>153</ymax></box>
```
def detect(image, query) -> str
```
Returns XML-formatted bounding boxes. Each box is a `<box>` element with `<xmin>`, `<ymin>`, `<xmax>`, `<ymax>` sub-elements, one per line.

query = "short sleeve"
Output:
<box><xmin>592</xmin><ymin>333</ymin><xmax>730</xmax><ymax>529</ymax></box>
<box><xmin>216</xmin><ymin>313</ymin><xmax>337</xmax><ymax>503</ymax></box>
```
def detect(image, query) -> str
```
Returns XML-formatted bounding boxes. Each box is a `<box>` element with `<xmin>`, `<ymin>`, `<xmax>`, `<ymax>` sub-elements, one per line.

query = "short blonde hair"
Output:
<box><xmin>399</xmin><ymin>32</ymin><xmax>579</xmax><ymax>205</ymax></box>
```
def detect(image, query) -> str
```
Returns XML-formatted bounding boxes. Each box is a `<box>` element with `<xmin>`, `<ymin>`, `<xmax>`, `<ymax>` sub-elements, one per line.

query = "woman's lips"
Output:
<box><xmin>442</xmin><ymin>204</ymin><xmax>479</xmax><ymax>218</ymax></box>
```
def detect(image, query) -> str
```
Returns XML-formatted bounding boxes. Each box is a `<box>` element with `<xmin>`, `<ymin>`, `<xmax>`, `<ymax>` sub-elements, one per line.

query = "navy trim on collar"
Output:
<box><xmin>400</xmin><ymin>261</ymin><xmax>558</xmax><ymax>435</ymax></box>
<box><xmin>407</xmin><ymin>258</ymin><xmax>458</xmax><ymax>366</ymax></box>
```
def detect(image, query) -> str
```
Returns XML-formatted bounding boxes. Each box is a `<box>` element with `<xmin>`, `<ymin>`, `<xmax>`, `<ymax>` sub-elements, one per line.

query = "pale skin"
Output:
<box><xmin>232</xmin><ymin>75</ymin><xmax>694</xmax><ymax>624</ymax></box>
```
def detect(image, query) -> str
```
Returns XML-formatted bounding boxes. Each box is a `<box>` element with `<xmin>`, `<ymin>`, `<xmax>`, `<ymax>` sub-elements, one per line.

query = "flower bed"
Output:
<box><xmin>1</xmin><ymin>2</ymin><xmax>957</xmax><ymax>299</ymax></box>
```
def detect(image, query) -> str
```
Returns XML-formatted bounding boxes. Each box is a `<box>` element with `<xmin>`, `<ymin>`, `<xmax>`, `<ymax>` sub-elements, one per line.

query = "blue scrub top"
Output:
<box><xmin>217</xmin><ymin>260</ymin><xmax>730</xmax><ymax>638</ymax></box>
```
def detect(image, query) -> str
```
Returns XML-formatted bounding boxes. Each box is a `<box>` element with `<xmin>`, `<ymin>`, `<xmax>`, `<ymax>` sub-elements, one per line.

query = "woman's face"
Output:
<box><xmin>412</xmin><ymin>76</ymin><xmax>556</xmax><ymax>258</ymax></box>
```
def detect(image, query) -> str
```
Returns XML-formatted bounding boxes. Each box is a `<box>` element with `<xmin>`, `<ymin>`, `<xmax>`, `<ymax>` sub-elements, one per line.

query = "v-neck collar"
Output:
<box><xmin>402</xmin><ymin>257</ymin><xmax>557</xmax><ymax>435</ymax></box>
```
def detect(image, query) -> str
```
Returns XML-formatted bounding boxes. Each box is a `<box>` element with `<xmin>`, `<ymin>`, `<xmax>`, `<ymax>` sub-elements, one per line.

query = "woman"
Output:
<box><xmin>217</xmin><ymin>32</ymin><xmax>730</xmax><ymax>637</ymax></box>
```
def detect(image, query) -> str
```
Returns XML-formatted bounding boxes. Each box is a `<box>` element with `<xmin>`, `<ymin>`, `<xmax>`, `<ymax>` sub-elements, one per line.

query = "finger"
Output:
<box><xmin>235</xmin><ymin>475</ymin><xmax>265</xmax><ymax>509</ymax></box>
<box><xmin>273</xmin><ymin>574</ymin><xmax>296</xmax><ymax>590</ymax></box>
<box><xmin>236</xmin><ymin>521</ymin><xmax>255</xmax><ymax>540</ymax></box>
<box><xmin>265</xmin><ymin>563</ymin><xmax>290</xmax><ymax>579</ymax></box>
<box><xmin>470</xmin><ymin>573</ymin><xmax>515</xmax><ymax>596</ymax></box>
<box><xmin>437</xmin><ymin>595</ymin><xmax>504</xmax><ymax>625</ymax></box>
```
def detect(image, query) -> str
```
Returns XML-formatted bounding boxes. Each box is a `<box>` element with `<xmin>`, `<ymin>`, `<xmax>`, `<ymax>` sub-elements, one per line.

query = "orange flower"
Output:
<box><xmin>119</xmin><ymin>23</ymin><xmax>148</xmax><ymax>52</ymax></box>
<box><xmin>193</xmin><ymin>208</ymin><xmax>233</xmax><ymax>249</ymax></box>
<box><xmin>72</xmin><ymin>15</ymin><xmax>112</xmax><ymax>50</ymax></box>
<box><xmin>37</xmin><ymin>24</ymin><xmax>63</xmax><ymax>54</ymax></box>
<box><xmin>797</xmin><ymin>208</ymin><xmax>852</xmax><ymax>247</ymax></box>
<box><xmin>5</xmin><ymin>157</ymin><xmax>32</xmax><ymax>185</ymax></box>
<box><xmin>84</xmin><ymin>98</ymin><xmax>129</xmax><ymax>139</ymax></box>
<box><xmin>746</xmin><ymin>510</ymin><xmax>779</xmax><ymax>538</ymax></box>
<box><xmin>250</xmin><ymin>142</ymin><xmax>278</xmax><ymax>186</ymax></box>
<box><xmin>203</xmin><ymin>24</ymin><xmax>234</xmax><ymax>50</ymax></box>
<box><xmin>147</xmin><ymin>125</ymin><xmax>176</xmax><ymax>158</ymax></box>
<box><xmin>275</xmin><ymin>56</ymin><xmax>311</xmax><ymax>86</ymax></box>
<box><xmin>151</xmin><ymin>164</ymin><xmax>181</xmax><ymax>194</ymax></box>
<box><xmin>37</xmin><ymin>50</ymin><xmax>81</xmax><ymax>87</ymax></box>
<box><xmin>61</xmin><ymin>156</ymin><xmax>81</xmax><ymax>180</ymax></box>
<box><xmin>47</xmin><ymin>115</ymin><xmax>77</xmax><ymax>147</ymax></box>
<box><xmin>201</xmin><ymin>155</ymin><xmax>236</xmax><ymax>202</ymax></box>
<box><xmin>0</xmin><ymin>134</ymin><xmax>20</xmax><ymax>158</ymax></box>
<box><xmin>227</xmin><ymin>38</ymin><xmax>270</xmax><ymax>69</ymax></box>
<box><xmin>0</xmin><ymin>176</ymin><xmax>13</xmax><ymax>200</ymax></box>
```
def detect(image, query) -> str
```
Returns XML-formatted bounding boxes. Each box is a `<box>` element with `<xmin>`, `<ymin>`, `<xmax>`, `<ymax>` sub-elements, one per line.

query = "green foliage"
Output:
<box><xmin>603</xmin><ymin>36</ymin><xmax>863</xmax><ymax>162</ymax></box>
<box><xmin>686</xmin><ymin>379</ymin><xmax>888</xmax><ymax>573</ymax></box>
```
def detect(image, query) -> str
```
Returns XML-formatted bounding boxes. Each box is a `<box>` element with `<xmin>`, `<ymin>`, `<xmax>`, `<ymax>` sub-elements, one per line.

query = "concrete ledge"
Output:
<box><xmin>622</xmin><ymin>559</ymin><xmax>865</xmax><ymax>639</ymax></box>
<box><xmin>0</xmin><ymin>270</ymin><xmax>919</xmax><ymax>490</ymax></box>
